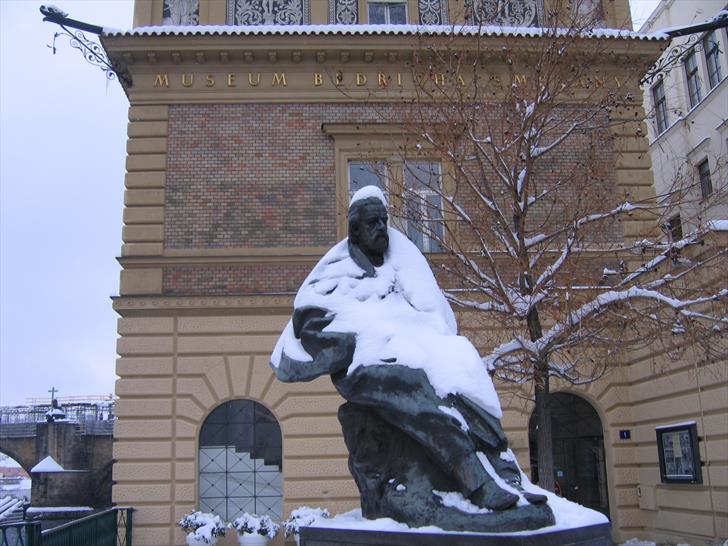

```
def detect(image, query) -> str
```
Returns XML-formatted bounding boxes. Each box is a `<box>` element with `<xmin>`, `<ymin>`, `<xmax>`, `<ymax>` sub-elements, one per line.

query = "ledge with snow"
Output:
<box><xmin>299</xmin><ymin>490</ymin><xmax>612</xmax><ymax>546</ymax></box>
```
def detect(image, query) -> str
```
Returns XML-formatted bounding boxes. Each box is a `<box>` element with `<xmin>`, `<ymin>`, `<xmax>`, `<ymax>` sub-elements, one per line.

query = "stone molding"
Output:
<box><xmin>112</xmin><ymin>294</ymin><xmax>295</xmax><ymax>315</ymax></box>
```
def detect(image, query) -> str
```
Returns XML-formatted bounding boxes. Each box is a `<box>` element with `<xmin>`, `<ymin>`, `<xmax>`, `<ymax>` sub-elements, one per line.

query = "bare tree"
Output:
<box><xmin>358</xmin><ymin>3</ymin><xmax>727</xmax><ymax>491</ymax></box>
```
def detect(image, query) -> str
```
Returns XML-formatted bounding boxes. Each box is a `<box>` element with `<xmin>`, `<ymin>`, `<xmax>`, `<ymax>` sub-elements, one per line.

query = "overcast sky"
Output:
<box><xmin>0</xmin><ymin>0</ymin><xmax>660</xmax><ymax>407</ymax></box>
<box><xmin>0</xmin><ymin>1</ymin><xmax>133</xmax><ymax>406</ymax></box>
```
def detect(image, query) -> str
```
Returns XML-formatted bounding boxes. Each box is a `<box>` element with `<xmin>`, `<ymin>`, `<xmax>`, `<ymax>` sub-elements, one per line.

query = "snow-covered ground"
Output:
<box><xmin>619</xmin><ymin>538</ymin><xmax>728</xmax><ymax>546</ymax></box>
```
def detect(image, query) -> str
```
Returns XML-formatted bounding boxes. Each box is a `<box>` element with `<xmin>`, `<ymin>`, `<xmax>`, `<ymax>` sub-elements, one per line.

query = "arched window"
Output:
<box><xmin>199</xmin><ymin>400</ymin><xmax>283</xmax><ymax>519</ymax></box>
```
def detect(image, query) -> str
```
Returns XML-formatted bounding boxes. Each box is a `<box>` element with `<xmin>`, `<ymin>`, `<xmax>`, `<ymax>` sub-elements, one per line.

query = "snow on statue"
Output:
<box><xmin>272</xmin><ymin>186</ymin><xmax>555</xmax><ymax>532</ymax></box>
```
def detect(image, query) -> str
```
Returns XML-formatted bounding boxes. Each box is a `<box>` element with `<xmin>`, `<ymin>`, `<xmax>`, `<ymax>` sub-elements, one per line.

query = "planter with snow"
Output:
<box><xmin>177</xmin><ymin>510</ymin><xmax>227</xmax><ymax>546</ymax></box>
<box><xmin>231</xmin><ymin>512</ymin><xmax>279</xmax><ymax>546</ymax></box>
<box><xmin>283</xmin><ymin>506</ymin><xmax>330</xmax><ymax>545</ymax></box>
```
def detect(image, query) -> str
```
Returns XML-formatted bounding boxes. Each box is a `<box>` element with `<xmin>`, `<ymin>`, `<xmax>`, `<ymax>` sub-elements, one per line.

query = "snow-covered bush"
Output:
<box><xmin>283</xmin><ymin>506</ymin><xmax>330</xmax><ymax>538</ymax></box>
<box><xmin>177</xmin><ymin>510</ymin><xmax>227</xmax><ymax>543</ymax></box>
<box><xmin>231</xmin><ymin>513</ymin><xmax>279</xmax><ymax>539</ymax></box>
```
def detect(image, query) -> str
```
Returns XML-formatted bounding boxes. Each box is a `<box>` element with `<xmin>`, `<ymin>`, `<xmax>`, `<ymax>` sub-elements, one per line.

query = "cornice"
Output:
<box><xmin>118</xmin><ymin>247</ymin><xmax>328</xmax><ymax>268</ymax></box>
<box><xmin>101</xmin><ymin>30</ymin><xmax>666</xmax><ymax>71</ymax></box>
<box><xmin>112</xmin><ymin>294</ymin><xmax>295</xmax><ymax>316</ymax></box>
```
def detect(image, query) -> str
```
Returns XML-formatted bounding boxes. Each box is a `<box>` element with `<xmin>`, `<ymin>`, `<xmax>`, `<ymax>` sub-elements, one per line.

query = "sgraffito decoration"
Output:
<box><xmin>228</xmin><ymin>0</ymin><xmax>309</xmax><ymax>24</ymax></box>
<box><xmin>329</xmin><ymin>0</ymin><xmax>358</xmax><ymax>24</ymax></box>
<box><xmin>162</xmin><ymin>0</ymin><xmax>200</xmax><ymax>25</ymax></box>
<box><xmin>466</xmin><ymin>0</ymin><xmax>542</xmax><ymax>27</ymax></box>
<box><xmin>419</xmin><ymin>0</ymin><xmax>449</xmax><ymax>25</ymax></box>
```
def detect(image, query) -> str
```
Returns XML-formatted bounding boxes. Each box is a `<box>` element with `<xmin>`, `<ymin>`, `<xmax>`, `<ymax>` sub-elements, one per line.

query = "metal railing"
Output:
<box><xmin>0</xmin><ymin>404</ymin><xmax>115</xmax><ymax>426</ymax></box>
<box><xmin>0</xmin><ymin>522</ymin><xmax>41</xmax><ymax>546</ymax></box>
<box><xmin>0</xmin><ymin>508</ymin><xmax>132</xmax><ymax>546</ymax></box>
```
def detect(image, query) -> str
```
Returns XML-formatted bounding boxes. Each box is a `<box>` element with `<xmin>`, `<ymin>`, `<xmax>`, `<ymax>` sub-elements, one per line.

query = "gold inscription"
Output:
<box><xmin>227</xmin><ymin>73</ymin><xmax>236</xmax><ymax>87</ymax></box>
<box><xmin>205</xmin><ymin>74</ymin><xmax>215</xmax><ymax>87</ymax></box>
<box><xmin>248</xmin><ymin>73</ymin><xmax>261</xmax><ymax>87</ymax></box>
<box><xmin>378</xmin><ymin>72</ymin><xmax>388</xmax><ymax>87</ymax></box>
<box><xmin>181</xmin><ymin>73</ymin><xmax>194</xmax><ymax>87</ymax></box>
<box><xmin>272</xmin><ymin>73</ymin><xmax>287</xmax><ymax>86</ymax></box>
<box><xmin>154</xmin><ymin>73</ymin><xmax>169</xmax><ymax>88</ymax></box>
<box><xmin>356</xmin><ymin>73</ymin><xmax>367</xmax><ymax>86</ymax></box>
<box><xmin>314</xmin><ymin>73</ymin><xmax>323</xmax><ymax>86</ymax></box>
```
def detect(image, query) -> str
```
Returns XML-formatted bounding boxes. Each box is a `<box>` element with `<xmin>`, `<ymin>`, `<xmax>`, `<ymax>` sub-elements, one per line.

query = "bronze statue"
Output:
<box><xmin>272</xmin><ymin>186</ymin><xmax>553</xmax><ymax>532</ymax></box>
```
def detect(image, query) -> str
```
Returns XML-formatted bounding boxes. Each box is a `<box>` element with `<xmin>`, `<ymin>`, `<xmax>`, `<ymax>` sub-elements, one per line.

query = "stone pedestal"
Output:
<box><xmin>300</xmin><ymin>523</ymin><xmax>613</xmax><ymax>546</ymax></box>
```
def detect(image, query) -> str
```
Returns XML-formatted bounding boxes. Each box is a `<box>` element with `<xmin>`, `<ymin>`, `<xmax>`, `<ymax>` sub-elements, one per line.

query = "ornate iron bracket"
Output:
<box><xmin>40</xmin><ymin>5</ymin><xmax>132</xmax><ymax>88</ymax></box>
<box><xmin>641</xmin><ymin>11</ymin><xmax>728</xmax><ymax>86</ymax></box>
<box><xmin>640</xmin><ymin>34</ymin><xmax>702</xmax><ymax>86</ymax></box>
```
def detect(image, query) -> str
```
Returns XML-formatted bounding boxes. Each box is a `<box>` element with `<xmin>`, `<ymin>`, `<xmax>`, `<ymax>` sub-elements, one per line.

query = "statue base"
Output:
<box><xmin>300</xmin><ymin>523</ymin><xmax>613</xmax><ymax>546</ymax></box>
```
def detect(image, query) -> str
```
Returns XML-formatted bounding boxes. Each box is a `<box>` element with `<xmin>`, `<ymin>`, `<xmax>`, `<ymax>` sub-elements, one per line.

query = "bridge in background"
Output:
<box><xmin>0</xmin><ymin>401</ymin><xmax>115</xmax><ymax>510</ymax></box>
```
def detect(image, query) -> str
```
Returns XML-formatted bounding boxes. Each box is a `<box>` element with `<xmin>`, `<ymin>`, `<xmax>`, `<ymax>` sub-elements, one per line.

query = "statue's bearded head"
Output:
<box><xmin>348</xmin><ymin>197</ymin><xmax>389</xmax><ymax>267</ymax></box>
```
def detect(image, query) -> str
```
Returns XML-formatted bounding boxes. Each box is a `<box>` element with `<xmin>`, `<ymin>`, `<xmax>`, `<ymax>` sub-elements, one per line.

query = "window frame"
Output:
<box><xmin>651</xmin><ymin>79</ymin><xmax>669</xmax><ymax>134</ymax></box>
<box><xmin>697</xmin><ymin>158</ymin><xmax>713</xmax><ymax>198</ymax></box>
<box><xmin>367</xmin><ymin>0</ymin><xmax>408</xmax><ymax>24</ymax></box>
<box><xmin>198</xmin><ymin>399</ymin><xmax>283</xmax><ymax>520</ymax></box>
<box><xmin>665</xmin><ymin>214</ymin><xmax>683</xmax><ymax>243</ymax></box>
<box><xmin>323</xmin><ymin>123</ymin><xmax>454</xmax><ymax>250</ymax></box>
<box><xmin>347</xmin><ymin>158</ymin><xmax>446</xmax><ymax>253</ymax></box>
<box><xmin>656</xmin><ymin>422</ymin><xmax>703</xmax><ymax>485</ymax></box>
<box><xmin>703</xmin><ymin>31</ymin><xmax>723</xmax><ymax>89</ymax></box>
<box><xmin>684</xmin><ymin>50</ymin><xmax>703</xmax><ymax>108</ymax></box>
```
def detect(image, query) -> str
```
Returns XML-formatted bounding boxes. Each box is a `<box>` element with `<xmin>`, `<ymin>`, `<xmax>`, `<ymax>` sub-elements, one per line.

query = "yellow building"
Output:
<box><xmin>103</xmin><ymin>1</ymin><xmax>726</xmax><ymax>544</ymax></box>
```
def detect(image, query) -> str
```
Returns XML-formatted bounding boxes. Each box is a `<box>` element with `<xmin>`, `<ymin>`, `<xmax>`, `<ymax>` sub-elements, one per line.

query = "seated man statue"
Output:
<box><xmin>272</xmin><ymin>186</ymin><xmax>553</xmax><ymax>532</ymax></box>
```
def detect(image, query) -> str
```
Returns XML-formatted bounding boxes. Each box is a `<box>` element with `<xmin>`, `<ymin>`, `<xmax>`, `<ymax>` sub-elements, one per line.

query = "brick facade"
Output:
<box><xmin>164</xmin><ymin>263</ymin><xmax>312</xmax><ymax>295</ymax></box>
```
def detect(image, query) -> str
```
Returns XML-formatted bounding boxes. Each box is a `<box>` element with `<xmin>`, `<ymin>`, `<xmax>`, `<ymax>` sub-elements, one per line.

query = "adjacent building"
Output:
<box><xmin>641</xmin><ymin>0</ymin><xmax>727</xmax><ymax>235</ymax></box>
<box><xmin>101</xmin><ymin>1</ymin><xmax>726</xmax><ymax>544</ymax></box>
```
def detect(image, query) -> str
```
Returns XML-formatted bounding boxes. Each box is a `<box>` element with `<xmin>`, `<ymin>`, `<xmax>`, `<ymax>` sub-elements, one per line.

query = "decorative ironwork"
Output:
<box><xmin>199</xmin><ymin>400</ymin><xmax>283</xmax><ymax>520</ymax></box>
<box><xmin>641</xmin><ymin>34</ymin><xmax>702</xmax><ymax>86</ymax></box>
<box><xmin>40</xmin><ymin>6</ymin><xmax>132</xmax><ymax>87</ymax></box>
<box><xmin>419</xmin><ymin>0</ymin><xmax>448</xmax><ymax>25</ymax></box>
<box><xmin>466</xmin><ymin>0</ymin><xmax>541</xmax><ymax>27</ymax></box>
<box><xmin>330</xmin><ymin>0</ymin><xmax>358</xmax><ymax>24</ymax></box>
<box><xmin>163</xmin><ymin>0</ymin><xmax>200</xmax><ymax>25</ymax></box>
<box><xmin>227</xmin><ymin>0</ymin><xmax>309</xmax><ymax>25</ymax></box>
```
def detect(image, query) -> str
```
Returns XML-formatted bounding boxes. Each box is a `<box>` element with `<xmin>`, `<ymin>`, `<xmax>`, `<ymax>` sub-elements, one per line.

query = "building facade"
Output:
<box><xmin>103</xmin><ymin>1</ymin><xmax>726</xmax><ymax>545</ymax></box>
<box><xmin>641</xmin><ymin>0</ymin><xmax>728</xmax><ymax>235</ymax></box>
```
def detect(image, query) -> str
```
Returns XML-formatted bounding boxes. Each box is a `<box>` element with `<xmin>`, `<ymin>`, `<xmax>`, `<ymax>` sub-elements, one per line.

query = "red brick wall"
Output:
<box><xmin>164</xmin><ymin>263</ymin><xmax>312</xmax><ymax>295</ymax></box>
<box><xmin>166</xmin><ymin>103</ymin><xmax>381</xmax><ymax>250</ymax></box>
<box><xmin>162</xmin><ymin>102</ymin><xmax>622</xmax><ymax>297</ymax></box>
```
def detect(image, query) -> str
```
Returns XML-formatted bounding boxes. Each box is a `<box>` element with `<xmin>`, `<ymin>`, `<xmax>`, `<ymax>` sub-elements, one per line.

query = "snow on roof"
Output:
<box><xmin>30</xmin><ymin>456</ymin><xmax>64</xmax><ymax>473</ymax></box>
<box><xmin>104</xmin><ymin>23</ymin><xmax>668</xmax><ymax>41</ymax></box>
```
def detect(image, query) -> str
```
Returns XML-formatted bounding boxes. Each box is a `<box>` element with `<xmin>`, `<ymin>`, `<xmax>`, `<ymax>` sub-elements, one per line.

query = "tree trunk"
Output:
<box><xmin>526</xmin><ymin>305</ymin><xmax>555</xmax><ymax>492</ymax></box>
<box><xmin>534</xmin><ymin>360</ymin><xmax>555</xmax><ymax>492</ymax></box>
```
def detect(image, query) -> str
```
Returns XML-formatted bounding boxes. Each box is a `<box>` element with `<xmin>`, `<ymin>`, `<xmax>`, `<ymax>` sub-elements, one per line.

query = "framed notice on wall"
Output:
<box><xmin>656</xmin><ymin>422</ymin><xmax>702</xmax><ymax>484</ymax></box>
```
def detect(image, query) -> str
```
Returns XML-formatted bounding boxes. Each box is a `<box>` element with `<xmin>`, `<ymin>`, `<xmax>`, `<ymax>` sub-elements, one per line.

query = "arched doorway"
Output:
<box><xmin>198</xmin><ymin>399</ymin><xmax>283</xmax><ymax>519</ymax></box>
<box><xmin>528</xmin><ymin>393</ymin><xmax>610</xmax><ymax>516</ymax></box>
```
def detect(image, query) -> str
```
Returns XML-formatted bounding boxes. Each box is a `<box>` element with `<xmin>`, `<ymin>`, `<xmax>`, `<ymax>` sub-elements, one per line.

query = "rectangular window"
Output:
<box><xmin>697</xmin><ymin>159</ymin><xmax>713</xmax><ymax>198</ymax></box>
<box><xmin>368</xmin><ymin>1</ymin><xmax>407</xmax><ymax>24</ymax></box>
<box><xmin>665</xmin><ymin>215</ymin><xmax>683</xmax><ymax>242</ymax></box>
<box><xmin>652</xmin><ymin>80</ymin><xmax>668</xmax><ymax>134</ymax></box>
<box><xmin>703</xmin><ymin>32</ymin><xmax>723</xmax><ymax>89</ymax></box>
<box><xmin>348</xmin><ymin>160</ymin><xmax>444</xmax><ymax>253</ymax></box>
<box><xmin>403</xmin><ymin>162</ymin><xmax>444</xmax><ymax>253</ymax></box>
<box><xmin>684</xmin><ymin>51</ymin><xmax>702</xmax><ymax>107</ymax></box>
